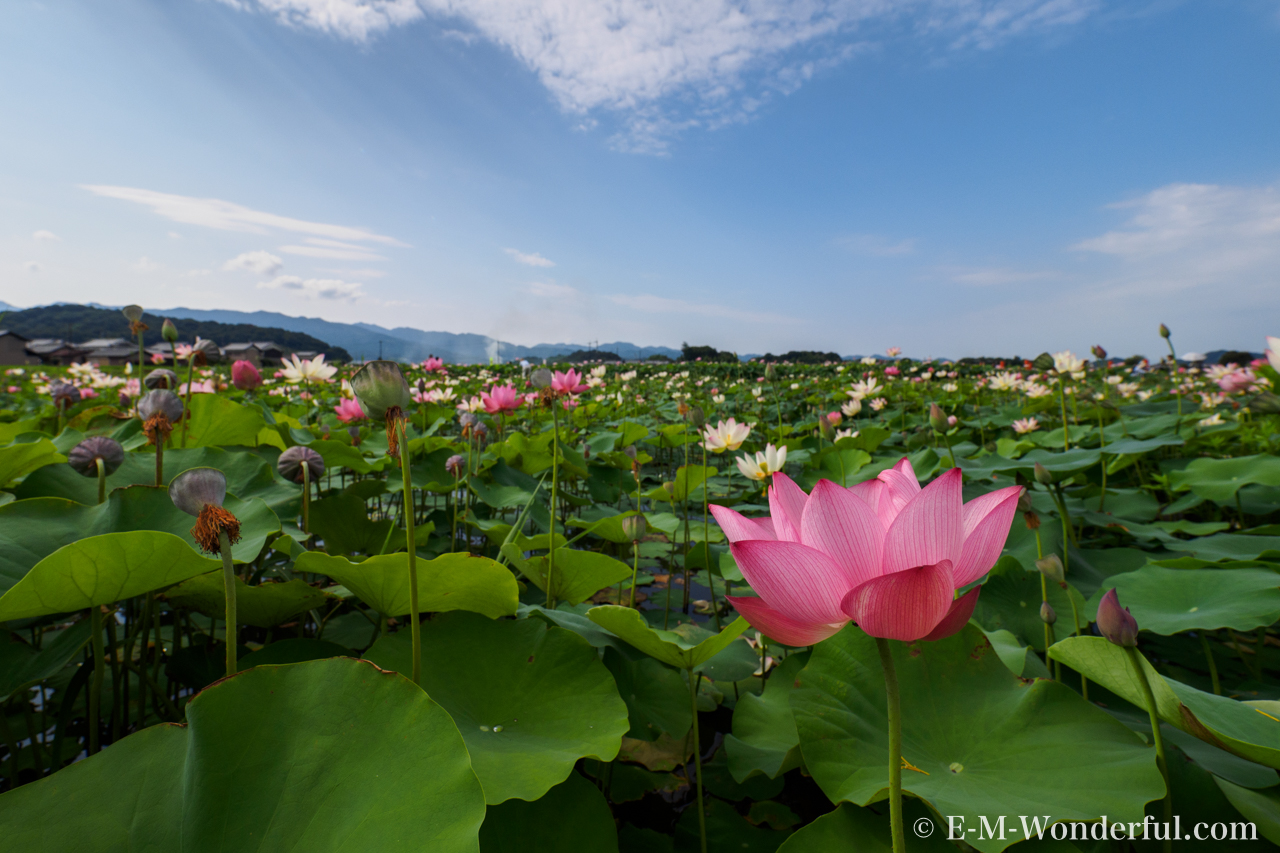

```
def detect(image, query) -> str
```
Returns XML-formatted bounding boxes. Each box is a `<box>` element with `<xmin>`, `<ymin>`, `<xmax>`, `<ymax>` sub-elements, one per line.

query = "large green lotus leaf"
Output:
<box><xmin>1214</xmin><ymin>778</ymin><xmax>1280</xmax><ymax>845</ymax></box>
<box><xmin>1169</xmin><ymin>455</ymin><xmax>1280</xmax><ymax>502</ymax></box>
<box><xmin>1179</xmin><ymin>533</ymin><xmax>1280</xmax><ymax>563</ymax></box>
<box><xmin>518</xmin><ymin>603</ymin><xmax>623</xmax><ymax>650</ymax></box>
<box><xmin>1063</xmin><ymin>546</ymin><xmax>1151</xmax><ymax>599</ymax></box>
<box><xmin>603</xmin><ymin>645</ymin><xmax>692</xmax><ymax>742</ymax></box>
<box><xmin>0</xmin><ymin>532</ymin><xmax>220</xmax><ymax>620</ymax></box>
<box><xmin>791</xmin><ymin>625</ymin><xmax>1164</xmax><ymax>853</ymax></box>
<box><xmin>970</xmin><ymin>561</ymin><xmax>1088</xmax><ymax>652</ymax></box>
<box><xmin>981</xmin><ymin>629</ymin><xmax>1052</xmax><ymax>679</ymax></box>
<box><xmin>307</xmin><ymin>438</ymin><xmax>375</xmax><ymax>474</ymax></box>
<box><xmin>674</xmin><ymin>797</ymin><xmax>791</xmax><ymax>852</ymax></box>
<box><xmin>163</xmin><ymin>571</ymin><xmax>332</xmax><ymax>628</ymax></box>
<box><xmin>957</xmin><ymin>448</ymin><xmax>1102</xmax><ymax>481</ymax></box>
<box><xmin>0</xmin><ymin>657</ymin><xmax>486</xmax><ymax>852</ymax></box>
<box><xmin>0</xmin><ymin>438</ymin><xmax>65</xmax><ymax>487</ymax></box>
<box><xmin>182</xmin><ymin>393</ymin><xmax>270</xmax><ymax>448</ymax></box>
<box><xmin>0</xmin><ymin>486</ymin><xmax>277</xmax><ymax>592</ymax></box>
<box><xmin>588</xmin><ymin>605</ymin><xmax>749</xmax><ymax>670</ymax></box>
<box><xmin>775</xmin><ymin>801</ymin><xmax>956</xmax><ymax>853</ymax></box>
<box><xmin>237</xmin><ymin>638</ymin><xmax>352</xmax><ymax>668</ymax></box>
<box><xmin>14</xmin><ymin>445</ymin><xmax>300</xmax><ymax>516</ymax></box>
<box><xmin>1048</xmin><ymin>636</ymin><xmax>1280</xmax><ymax>769</ymax></box>
<box><xmin>523</xmin><ymin>548</ymin><xmax>633</xmax><ymax>606</ymax></box>
<box><xmin>724</xmin><ymin>652</ymin><xmax>809</xmax><ymax>783</ymax></box>
<box><xmin>1086</xmin><ymin>566</ymin><xmax>1280</xmax><ymax>635</ymax></box>
<box><xmin>479</xmin><ymin>771</ymin><xmax>619</xmax><ymax>852</ymax></box>
<box><xmin>296</xmin><ymin>551</ymin><xmax>518</xmax><ymax>619</ymax></box>
<box><xmin>307</xmin><ymin>493</ymin><xmax>396</xmax><ymax>556</ymax></box>
<box><xmin>1099</xmin><ymin>434</ymin><xmax>1186</xmax><ymax>456</ymax></box>
<box><xmin>0</xmin><ymin>618</ymin><xmax>93</xmax><ymax>701</ymax></box>
<box><xmin>364</xmin><ymin>611</ymin><xmax>629</xmax><ymax>804</ymax></box>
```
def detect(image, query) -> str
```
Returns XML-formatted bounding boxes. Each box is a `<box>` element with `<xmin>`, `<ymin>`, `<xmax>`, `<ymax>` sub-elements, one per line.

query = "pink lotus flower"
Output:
<box><xmin>884</xmin><ymin>366</ymin><xmax>900</xmax><ymax>376</ymax></box>
<box><xmin>551</xmin><ymin>369</ymin><xmax>588</xmax><ymax>396</ymax></box>
<box><xmin>150</xmin><ymin>352</ymin><xmax>166</xmax><ymax>365</ymax></box>
<box><xmin>422</xmin><ymin>357</ymin><xmax>444</xmax><ymax>373</ymax></box>
<box><xmin>481</xmin><ymin>384</ymin><xmax>520</xmax><ymax>415</ymax></box>
<box><xmin>79</xmin><ymin>387</ymin><xmax>100</xmax><ymax>399</ymax></box>
<box><xmin>1218</xmin><ymin>368</ymin><xmax>1256</xmax><ymax>394</ymax></box>
<box><xmin>231</xmin><ymin>360</ymin><xmax>262</xmax><ymax>390</ymax></box>
<box><xmin>827</xmin><ymin>411</ymin><xmax>843</xmax><ymax>426</ymax></box>
<box><xmin>334</xmin><ymin>398</ymin><xmax>365</xmax><ymax>423</ymax></box>
<box><xmin>710</xmin><ymin>459</ymin><xmax>1021</xmax><ymax>645</ymax></box>
<box><xmin>179</xmin><ymin>381</ymin><xmax>215</xmax><ymax>395</ymax></box>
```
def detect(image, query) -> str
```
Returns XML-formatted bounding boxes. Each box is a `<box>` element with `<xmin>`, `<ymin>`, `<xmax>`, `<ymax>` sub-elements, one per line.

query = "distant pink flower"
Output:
<box><xmin>8</xmin><ymin>385</ymin><xmax>21</xmax><ymax>393</ymax></box>
<box><xmin>422</xmin><ymin>357</ymin><xmax>444</xmax><ymax>372</ymax></box>
<box><xmin>334</xmin><ymin>398</ymin><xmax>365</xmax><ymax>423</ymax></box>
<box><xmin>562</xmin><ymin>397</ymin><xmax>579</xmax><ymax>410</ymax></box>
<box><xmin>551</xmin><ymin>369</ymin><xmax>588</xmax><ymax>396</ymax></box>
<box><xmin>947</xmin><ymin>415</ymin><xmax>957</xmax><ymax>427</ymax></box>
<box><xmin>1218</xmin><ymin>369</ymin><xmax>1256</xmax><ymax>394</ymax></box>
<box><xmin>710</xmin><ymin>460</ymin><xmax>1021</xmax><ymax>645</ymax></box>
<box><xmin>481</xmin><ymin>384</ymin><xmax>520</xmax><ymax>415</ymax></box>
<box><xmin>884</xmin><ymin>366</ymin><xmax>900</xmax><ymax>376</ymax></box>
<box><xmin>174</xmin><ymin>343</ymin><xmax>194</xmax><ymax>360</ymax></box>
<box><xmin>231</xmin><ymin>360</ymin><xmax>262</xmax><ymax>390</ymax></box>
<box><xmin>79</xmin><ymin>387</ymin><xmax>100</xmax><ymax>399</ymax></box>
<box><xmin>179</xmin><ymin>381</ymin><xmax>215</xmax><ymax>395</ymax></box>
<box><xmin>150</xmin><ymin>353</ymin><xmax>166</xmax><ymax>365</ymax></box>
<box><xmin>827</xmin><ymin>411</ymin><xmax>843</xmax><ymax>426</ymax></box>
<box><xmin>1012</xmin><ymin>417</ymin><xmax>1039</xmax><ymax>434</ymax></box>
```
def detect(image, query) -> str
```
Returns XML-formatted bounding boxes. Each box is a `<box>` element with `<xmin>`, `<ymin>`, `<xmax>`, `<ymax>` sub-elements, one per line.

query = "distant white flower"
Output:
<box><xmin>1052</xmin><ymin>351</ymin><xmax>1085</xmax><ymax>374</ymax></box>
<box><xmin>1200</xmin><ymin>412</ymin><xmax>1225</xmax><ymax>426</ymax></box>
<box><xmin>280</xmin><ymin>353</ymin><xmax>337</xmax><ymax>384</ymax></box>
<box><xmin>735</xmin><ymin>444</ymin><xmax>787</xmax><ymax>481</ymax></box>
<box><xmin>1012</xmin><ymin>417</ymin><xmax>1039</xmax><ymax>434</ymax></box>
<box><xmin>703</xmin><ymin>418</ymin><xmax>751</xmax><ymax>453</ymax></box>
<box><xmin>942</xmin><ymin>382</ymin><xmax>958</xmax><ymax>393</ymax></box>
<box><xmin>841</xmin><ymin>398</ymin><xmax>862</xmax><ymax>417</ymax></box>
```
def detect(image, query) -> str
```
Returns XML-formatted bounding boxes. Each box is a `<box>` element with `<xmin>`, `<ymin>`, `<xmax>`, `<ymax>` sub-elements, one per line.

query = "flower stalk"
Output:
<box><xmin>399</xmin><ymin>416</ymin><xmax>421</xmax><ymax>685</ymax></box>
<box><xmin>1125</xmin><ymin>646</ymin><xmax>1172</xmax><ymax>853</ymax></box>
<box><xmin>875</xmin><ymin>637</ymin><xmax>906</xmax><ymax>853</ymax></box>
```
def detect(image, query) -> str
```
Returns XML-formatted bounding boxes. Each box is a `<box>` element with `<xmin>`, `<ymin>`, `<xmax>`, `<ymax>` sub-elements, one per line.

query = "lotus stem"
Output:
<box><xmin>547</xmin><ymin>403</ymin><xmax>560</xmax><ymax>609</ymax></box>
<box><xmin>701</xmin><ymin>444</ymin><xmax>721</xmax><ymax>630</ymax></box>
<box><xmin>96</xmin><ymin>457</ymin><xmax>106</xmax><ymax>506</ymax></box>
<box><xmin>219</xmin><ymin>530</ymin><xmax>237</xmax><ymax>678</ymax></box>
<box><xmin>155</xmin><ymin>437</ymin><xmax>163</xmax><ymax>488</ymax></box>
<box><xmin>301</xmin><ymin>460</ymin><xmax>311</xmax><ymax>535</ymax></box>
<box><xmin>1059</xmin><ymin>385</ymin><xmax>1071</xmax><ymax>450</ymax></box>
<box><xmin>88</xmin><ymin>606</ymin><xmax>104</xmax><ymax>755</ymax></box>
<box><xmin>875</xmin><ymin>637</ymin><xmax>906</xmax><ymax>853</ymax></box>
<box><xmin>1124</xmin><ymin>646</ymin><xmax>1171</xmax><ymax>853</ymax></box>
<box><xmin>687</xmin><ymin>668</ymin><xmax>707</xmax><ymax>853</ymax></box>
<box><xmin>1199</xmin><ymin>632</ymin><xmax>1221</xmax><ymax>695</ymax></box>
<box><xmin>399</xmin><ymin>419</ymin><xmax>421</xmax><ymax>685</ymax></box>
<box><xmin>180</xmin><ymin>356</ymin><xmax>195</xmax><ymax>448</ymax></box>
<box><xmin>628</xmin><ymin>539</ymin><xmax>641</xmax><ymax>609</ymax></box>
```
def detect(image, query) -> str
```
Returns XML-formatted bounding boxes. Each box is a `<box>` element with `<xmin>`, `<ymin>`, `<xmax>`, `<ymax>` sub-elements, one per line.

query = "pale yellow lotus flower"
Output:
<box><xmin>735</xmin><ymin>444</ymin><xmax>787</xmax><ymax>481</ymax></box>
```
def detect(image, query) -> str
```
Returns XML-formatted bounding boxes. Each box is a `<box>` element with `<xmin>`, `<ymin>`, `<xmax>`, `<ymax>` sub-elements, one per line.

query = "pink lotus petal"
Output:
<box><xmin>840</xmin><ymin>560</ymin><xmax>956</xmax><ymax>642</ymax></box>
<box><xmin>768</xmin><ymin>472</ymin><xmax>809</xmax><ymax>543</ymax></box>
<box><xmin>876</xmin><ymin>465</ymin><xmax>921</xmax><ymax>528</ymax></box>
<box><xmin>726</xmin><ymin>595</ymin><xmax>846</xmax><ymax>646</ymax></box>
<box><xmin>710</xmin><ymin>504</ymin><xmax>778</xmax><ymax>543</ymax></box>
<box><xmin>800</xmin><ymin>480</ymin><xmax>885</xmax><ymax>587</ymax></box>
<box><xmin>882</xmin><ymin>467</ymin><xmax>963</xmax><ymax>576</ymax></box>
<box><xmin>847</xmin><ymin>478</ymin><xmax>884</xmax><ymax>514</ymax></box>
<box><xmin>731</xmin><ymin>539</ymin><xmax>852</xmax><ymax>625</ymax></box>
<box><xmin>952</xmin><ymin>485</ymin><xmax>1023</xmax><ymax>587</ymax></box>
<box><xmin>922</xmin><ymin>586</ymin><xmax>981</xmax><ymax>642</ymax></box>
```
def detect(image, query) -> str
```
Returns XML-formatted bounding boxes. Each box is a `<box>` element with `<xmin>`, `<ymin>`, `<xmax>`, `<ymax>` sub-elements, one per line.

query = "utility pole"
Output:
<box><xmin>379</xmin><ymin>340</ymin><xmax>383</xmax><ymax>360</ymax></box>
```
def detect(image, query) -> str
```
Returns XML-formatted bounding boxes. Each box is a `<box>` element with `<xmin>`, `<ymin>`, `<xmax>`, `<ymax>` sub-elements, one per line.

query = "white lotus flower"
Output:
<box><xmin>1052</xmin><ymin>351</ymin><xmax>1085</xmax><ymax>374</ymax></box>
<box><xmin>703</xmin><ymin>418</ymin><xmax>751</xmax><ymax>453</ymax></box>
<box><xmin>735</xmin><ymin>443</ymin><xmax>787</xmax><ymax>481</ymax></box>
<box><xmin>280</xmin><ymin>353</ymin><xmax>337</xmax><ymax>384</ymax></box>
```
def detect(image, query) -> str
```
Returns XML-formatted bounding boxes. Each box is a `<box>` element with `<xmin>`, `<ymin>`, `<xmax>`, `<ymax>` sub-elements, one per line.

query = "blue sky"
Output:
<box><xmin>2</xmin><ymin>0</ymin><xmax>1277</xmax><ymax>358</ymax></box>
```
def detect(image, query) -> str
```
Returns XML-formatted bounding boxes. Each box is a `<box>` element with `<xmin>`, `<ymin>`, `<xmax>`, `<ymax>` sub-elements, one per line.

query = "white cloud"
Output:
<box><xmin>222</xmin><ymin>249</ymin><xmax>285</xmax><ymax>275</ymax></box>
<box><xmin>183</xmin><ymin>269</ymin><xmax>214</xmax><ymax>277</ymax></box>
<box><xmin>279</xmin><ymin>244</ymin><xmax>388</xmax><ymax>261</ymax></box>
<box><xmin>505</xmin><ymin>247</ymin><xmax>556</xmax><ymax>268</ymax></box>
<box><xmin>81</xmin><ymin>185</ymin><xmax>407</xmax><ymax>246</ymax></box>
<box><xmin>949</xmin><ymin>267</ymin><xmax>1055</xmax><ymax>285</ymax></box>
<box><xmin>259</xmin><ymin>274</ymin><xmax>365</xmax><ymax>300</ymax></box>
<box><xmin>132</xmin><ymin>256</ymin><xmax>160</xmax><ymax>273</ymax></box>
<box><xmin>320</xmin><ymin>267</ymin><xmax>389</xmax><ymax>278</ymax></box>
<box><xmin>32</xmin><ymin>230</ymin><xmax>59</xmax><ymax>241</ymax></box>
<box><xmin>222</xmin><ymin>1</ymin><xmax>1104</xmax><ymax>151</ymax></box>
<box><xmin>836</xmin><ymin>233</ymin><xmax>915</xmax><ymax>256</ymax></box>
<box><xmin>608</xmin><ymin>292</ymin><xmax>798</xmax><ymax>325</ymax></box>
<box><xmin>527</xmin><ymin>281</ymin><xmax>578</xmax><ymax>298</ymax></box>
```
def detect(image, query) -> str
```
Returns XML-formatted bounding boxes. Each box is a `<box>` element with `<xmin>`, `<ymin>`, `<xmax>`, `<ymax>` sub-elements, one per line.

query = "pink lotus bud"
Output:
<box><xmin>929</xmin><ymin>403</ymin><xmax>947</xmax><ymax>432</ymax></box>
<box><xmin>826</xmin><ymin>411</ymin><xmax>842</xmax><ymax>426</ymax></box>
<box><xmin>1097</xmin><ymin>589</ymin><xmax>1138</xmax><ymax>647</ymax></box>
<box><xmin>231</xmin><ymin>360</ymin><xmax>262</xmax><ymax>390</ymax></box>
<box><xmin>947</xmin><ymin>415</ymin><xmax>957</xmax><ymax>427</ymax></box>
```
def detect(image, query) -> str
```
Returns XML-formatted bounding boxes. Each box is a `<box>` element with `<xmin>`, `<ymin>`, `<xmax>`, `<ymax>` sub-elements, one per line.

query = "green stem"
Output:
<box><xmin>687</xmin><ymin>668</ymin><xmax>707</xmax><ymax>853</ymax></box>
<box><xmin>628</xmin><ymin>539</ymin><xmax>641</xmax><ymax>609</ymax></box>
<box><xmin>1200</xmin><ymin>632</ymin><xmax>1221</xmax><ymax>695</ymax></box>
<box><xmin>548</xmin><ymin>403</ymin><xmax>560</xmax><ymax>609</ymax></box>
<box><xmin>180</xmin><ymin>356</ymin><xmax>195</xmax><ymax>448</ymax></box>
<box><xmin>399</xmin><ymin>420</ymin><xmax>421</xmax><ymax>685</ymax></box>
<box><xmin>89</xmin><ymin>607</ymin><xmax>104</xmax><ymax>755</ymax></box>
<box><xmin>1125</xmin><ymin>646</ymin><xmax>1172</xmax><ymax>853</ymax></box>
<box><xmin>1059</xmin><ymin>385</ymin><xmax>1071</xmax><ymax>450</ymax></box>
<box><xmin>702</xmin><ymin>445</ymin><xmax>721</xmax><ymax>631</ymax></box>
<box><xmin>875</xmin><ymin>638</ymin><xmax>905</xmax><ymax>853</ymax></box>
<box><xmin>155</xmin><ymin>435</ymin><xmax>163</xmax><ymax>487</ymax></box>
<box><xmin>1040</xmin><ymin>574</ymin><xmax>1053</xmax><ymax>673</ymax></box>
<box><xmin>940</xmin><ymin>429</ymin><xmax>956</xmax><ymax>469</ymax></box>
<box><xmin>219</xmin><ymin>531</ymin><xmax>237</xmax><ymax>678</ymax></box>
<box><xmin>96</xmin><ymin>457</ymin><xmax>106</xmax><ymax>505</ymax></box>
<box><xmin>301</xmin><ymin>460</ymin><xmax>311</xmax><ymax>535</ymax></box>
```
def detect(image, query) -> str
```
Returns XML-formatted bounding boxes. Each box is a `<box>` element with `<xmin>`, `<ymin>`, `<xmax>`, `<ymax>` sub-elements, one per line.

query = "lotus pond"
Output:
<box><xmin>1</xmin><ymin>340</ymin><xmax>1280</xmax><ymax>852</ymax></box>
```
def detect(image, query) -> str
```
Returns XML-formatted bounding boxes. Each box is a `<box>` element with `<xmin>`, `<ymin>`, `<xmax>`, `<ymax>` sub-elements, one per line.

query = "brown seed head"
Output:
<box><xmin>192</xmin><ymin>504</ymin><xmax>241</xmax><ymax>554</ymax></box>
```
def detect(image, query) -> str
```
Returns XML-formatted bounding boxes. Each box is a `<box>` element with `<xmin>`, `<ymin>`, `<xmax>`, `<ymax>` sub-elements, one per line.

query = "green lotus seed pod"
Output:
<box><xmin>350</xmin><ymin>360</ymin><xmax>412</xmax><ymax>421</ymax></box>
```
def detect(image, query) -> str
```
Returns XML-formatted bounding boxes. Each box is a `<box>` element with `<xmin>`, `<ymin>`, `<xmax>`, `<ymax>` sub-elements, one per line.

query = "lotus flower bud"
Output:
<box><xmin>1032</xmin><ymin>352</ymin><xmax>1055</xmax><ymax>372</ymax></box>
<box><xmin>531</xmin><ymin>368</ymin><xmax>553</xmax><ymax>389</ymax></box>
<box><xmin>1097</xmin><ymin>588</ymin><xmax>1139</xmax><ymax>647</ymax></box>
<box><xmin>277</xmin><ymin>445</ymin><xmax>325</xmax><ymax>484</ymax></box>
<box><xmin>169</xmin><ymin>467</ymin><xmax>240</xmax><ymax>554</ymax></box>
<box><xmin>662</xmin><ymin>481</ymin><xmax>675</xmax><ymax>496</ymax></box>
<box><xmin>929</xmin><ymin>403</ymin><xmax>947</xmax><ymax>432</ymax></box>
<box><xmin>1158</xmin><ymin>323</ymin><xmax>1170</xmax><ymax>339</ymax></box>
<box><xmin>1033</xmin><ymin>462</ymin><xmax>1053</xmax><ymax>486</ymax></box>
<box><xmin>1035</xmin><ymin>554</ymin><xmax>1065</xmax><ymax>585</ymax></box>
<box><xmin>765</xmin><ymin>363</ymin><xmax>776</xmax><ymax>381</ymax></box>
<box><xmin>145</xmin><ymin>369</ymin><xmax>178</xmax><ymax>390</ymax></box>
<box><xmin>122</xmin><ymin>305</ymin><xmax>144</xmax><ymax>323</ymax></box>
<box><xmin>230</xmin><ymin>360</ymin><xmax>261</xmax><ymax>390</ymax></box>
<box><xmin>689</xmin><ymin>406</ymin><xmax>706</xmax><ymax>430</ymax></box>
<box><xmin>348</xmin><ymin>426</ymin><xmax>361</xmax><ymax>446</ymax></box>
<box><xmin>445</xmin><ymin>454</ymin><xmax>465</xmax><ymax>477</ymax></box>
<box><xmin>51</xmin><ymin>382</ymin><xmax>81</xmax><ymax>411</ymax></box>
<box><xmin>1040</xmin><ymin>602</ymin><xmax>1057</xmax><ymax>625</ymax></box>
<box><xmin>350</xmin><ymin>360</ymin><xmax>412</xmax><ymax>421</ymax></box>
<box><xmin>818</xmin><ymin>412</ymin><xmax>833</xmax><ymax>438</ymax></box>
<box><xmin>1091</xmin><ymin>345</ymin><xmax>1107</xmax><ymax>360</ymax></box>
<box><xmin>161</xmin><ymin>318</ymin><xmax>178</xmax><ymax>343</ymax></box>
<box><xmin>67</xmin><ymin>437</ymin><xmax>125</xmax><ymax>476</ymax></box>
<box><xmin>137</xmin><ymin>389</ymin><xmax>184</xmax><ymax>423</ymax></box>
<box><xmin>621</xmin><ymin>514</ymin><xmax>648</xmax><ymax>542</ymax></box>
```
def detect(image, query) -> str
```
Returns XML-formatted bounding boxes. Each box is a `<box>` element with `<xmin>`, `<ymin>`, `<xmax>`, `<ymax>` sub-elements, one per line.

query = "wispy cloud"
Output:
<box><xmin>132</xmin><ymin>256</ymin><xmax>160</xmax><ymax>273</ymax></box>
<box><xmin>32</xmin><ymin>230</ymin><xmax>59</xmax><ymax>242</ymax></box>
<box><xmin>505</xmin><ymin>247</ymin><xmax>556</xmax><ymax>268</ymax></box>
<box><xmin>259</xmin><ymin>274</ymin><xmax>365</xmax><ymax>300</ymax></box>
<box><xmin>81</xmin><ymin>185</ymin><xmax>407</xmax><ymax>246</ymax></box>
<box><xmin>835</xmin><ymin>233</ymin><xmax>916</xmax><ymax>257</ymax></box>
<box><xmin>948</xmin><ymin>266</ymin><xmax>1056</xmax><ymax>285</ymax></box>
<box><xmin>222</xmin><ymin>249</ymin><xmax>284</xmax><ymax>275</ymax></box>
<box><xmin>527</xmin><ymin>281</ymin><xmax>577</xmax><ymax>298</ymax></box>
<box><xmin>279</xmin><ymin>244</ymin><xmax>389</xmax><ymax>261</ymax></box>
<box><xmin>221</xmin><ymin>0</ymin><xmax>1106</xmax><ymax>152</ymax></box>
<box><xmin>608</xmin><ymin>292</ymin><xmax>798</xmax><ymax>324</ymax></box>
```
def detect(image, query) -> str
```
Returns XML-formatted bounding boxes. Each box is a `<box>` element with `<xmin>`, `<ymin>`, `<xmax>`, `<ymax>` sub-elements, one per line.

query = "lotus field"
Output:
<box><xmin>3</xmin><ymin>326</ymin><xmax>1280</xmax><ymax>852</ymax></box>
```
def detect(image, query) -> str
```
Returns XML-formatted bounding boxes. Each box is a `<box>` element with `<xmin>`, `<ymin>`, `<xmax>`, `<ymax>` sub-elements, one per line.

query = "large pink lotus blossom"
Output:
<box><xmin>334</xmin><ymin>398</ymin><xmax>365</xmax><ymax>423</ymax></box>
<box><xmin>710</xmin><ymin>459</ymin><xmax>1021</xmax><ymax>645</ymax></box>
<box><xmin>1218</xmin><ymin>368</ymin><xmax>1257</xmax><ymax>394</ymax></box>
<box><xmin>551</xmin><ymin>369</ymin><xmax>588</xmax><ymax>396</ymax></box>
<box><xmin>422</xmin><ymin>357</ymin><xmax>444</xmax><ymax>372</ymax></box>
<box><xmin>481</xmin><ymin>384</ymin><xmax>521</xmax><ymax>415</ymax></box>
